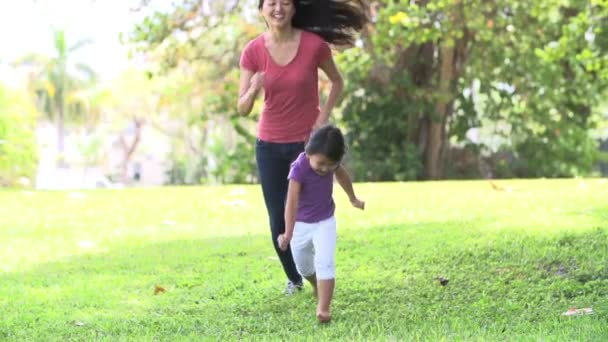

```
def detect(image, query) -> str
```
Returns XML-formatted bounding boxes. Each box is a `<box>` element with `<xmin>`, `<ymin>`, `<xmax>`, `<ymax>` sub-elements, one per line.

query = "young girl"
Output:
<box><xmin>277</xmin><ymin>125</ymin><xmax>365</xmax><ymax>323</ymax></box>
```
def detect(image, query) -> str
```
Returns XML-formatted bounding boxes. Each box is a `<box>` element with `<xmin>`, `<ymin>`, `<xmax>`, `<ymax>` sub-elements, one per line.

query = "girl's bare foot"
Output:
<box><xmin>316</xmin><ymin>308</ymin><xmax>331</xmax><ymax>323</ymax></box>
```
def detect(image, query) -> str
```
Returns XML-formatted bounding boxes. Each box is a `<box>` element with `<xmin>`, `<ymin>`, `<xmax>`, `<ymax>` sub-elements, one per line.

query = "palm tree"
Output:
<box><xmin>16</xmin><ymin>29</ymin><xmax>96</xmax><ymax>165</ymax></box>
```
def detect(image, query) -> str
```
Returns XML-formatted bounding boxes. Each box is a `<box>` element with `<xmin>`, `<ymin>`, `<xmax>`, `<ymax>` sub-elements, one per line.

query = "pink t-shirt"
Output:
<box><xmin>240</xmin><ymin>30</ymin><xmax>332</xmax><ymax>143</ymax></box>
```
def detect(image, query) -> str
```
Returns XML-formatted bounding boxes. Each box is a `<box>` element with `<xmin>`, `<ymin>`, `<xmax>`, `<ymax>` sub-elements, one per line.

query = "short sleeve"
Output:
<box><xmin>288</xmin><ymin>153</ymin><xmax>306</xmax><ymax>183</ymax></box>
<box><xmin>240</xmin><ymin>40</ymin><xmax>259</xmax><ymax>72</ymax></box>
<box><xmin>317</xmin><ymin>39</ymin><xmax>332</xmax><ymax>65</ymax></box>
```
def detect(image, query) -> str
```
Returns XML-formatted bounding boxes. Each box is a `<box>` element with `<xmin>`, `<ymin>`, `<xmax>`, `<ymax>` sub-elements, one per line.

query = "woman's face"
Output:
<box><xmin>260</xmin><ymin>0</ymin><xmax>295</xmax><ymax>30</ymax></box>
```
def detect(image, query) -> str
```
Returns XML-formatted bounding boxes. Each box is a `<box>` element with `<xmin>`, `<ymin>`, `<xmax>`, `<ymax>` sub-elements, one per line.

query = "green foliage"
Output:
<box><xmin>0</xmin><ymin>85</ymin><xmax>39</xmax><ymax>186</ymax></box>
<box><xmin>207</xmin><ymin>135</ymin><xmax>256</xmax><ymax>185</ymax></box>
<box><xmin>128</xmin><ymin>2</ymin><xmax>260</xmax><ymax>184</ymax></box>
<box><xmin>339</xmin><ymin>0</ymin><xmax>608</xmax><ymax>179</ymax></box>
<box><xmin>166</xmin><ymin>153</ymin><xmax>207</xmax><ymax>185</ymax></box>
<box><xmin>131</xmin><ymin>0</ymin><xmax>608</xmax><ymax>181</ymax></box>
<box><xmin>455</xmin><ymin>0</ymin><xmax>608</xmax><ymax>177</ymax></box>
<box><xmin>515</xmin><ymin>126</ymin><xmax>597</xmax><ymax>177</ymax></box>
<box><xmin>339</xmin><ymin>51</ymin><xmax>424</xmax><ymax>181</ymax></box>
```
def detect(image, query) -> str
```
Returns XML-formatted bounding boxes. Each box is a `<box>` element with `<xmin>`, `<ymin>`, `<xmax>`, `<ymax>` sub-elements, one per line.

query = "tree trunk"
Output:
<box><xmin>425</xmin><ymin>43</ymin><xmax>455</xmax><ymax>179</ymax></box>
<box><xmin>56</xmin><ymin>104</ymin><xmax>67</xmax><ymax>168</ymax></box>
<box><xmin>410</xmin><ymin>43</ymin><xmax>435</xmax><ymax>159</ymax></box>
<box><xmin>119</xmin><ymin>119</ymin><xmax>144</xmax><ymax>184</ymax></box>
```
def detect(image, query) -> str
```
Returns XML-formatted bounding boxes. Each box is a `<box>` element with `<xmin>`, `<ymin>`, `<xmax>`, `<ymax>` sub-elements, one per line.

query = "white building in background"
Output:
<box><xmin>35</xmin><ymin>121</ymin><xmax>172</xmax><ymax>190</ymax></box>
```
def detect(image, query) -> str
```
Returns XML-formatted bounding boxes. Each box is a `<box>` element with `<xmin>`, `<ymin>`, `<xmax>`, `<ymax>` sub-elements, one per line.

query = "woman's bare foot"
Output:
<box><xmin>316</xmin><ymin>308</ymin><xmax>331</xmax><ymax>323</ymax></box>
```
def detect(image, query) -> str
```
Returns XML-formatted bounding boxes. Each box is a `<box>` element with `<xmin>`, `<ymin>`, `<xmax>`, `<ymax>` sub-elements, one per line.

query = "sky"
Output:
<box><xmin>0</xmin><ymin>0</ymin><xmax>168</xmax><ymax>85</ymax></box>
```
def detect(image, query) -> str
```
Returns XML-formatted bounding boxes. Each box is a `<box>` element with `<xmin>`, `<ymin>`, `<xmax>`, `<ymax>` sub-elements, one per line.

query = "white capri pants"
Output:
<box><xmin>290</xmin><ymin>216</ymin><xmax>336</xmax><ymax>280</ymax></box>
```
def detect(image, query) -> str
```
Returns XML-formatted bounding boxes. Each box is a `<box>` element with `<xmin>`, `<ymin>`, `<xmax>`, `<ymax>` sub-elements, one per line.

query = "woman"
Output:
<box><xmin>238</xmin><ymin>0</ymin><xmax>367</xmax><ymax>295</ymax></box>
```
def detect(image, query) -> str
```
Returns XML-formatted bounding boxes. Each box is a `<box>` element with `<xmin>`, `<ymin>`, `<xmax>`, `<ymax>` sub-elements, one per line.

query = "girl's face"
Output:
<box><xmin>308</xmin><ymin>154</ymin><xmax>339</xmax><ymax>176</ymax></box>
<box><xmin>260</xmin><ymin>0</ymin><xmax>295</xmax><ymax>30</ymax></box>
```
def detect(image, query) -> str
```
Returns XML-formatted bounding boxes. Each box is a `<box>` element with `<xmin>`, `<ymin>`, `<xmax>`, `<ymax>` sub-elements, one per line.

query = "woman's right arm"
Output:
<box><xmin>237</xmin><ymin>68</ymin><xmax>263</xmax><ymax>116</ymax></box>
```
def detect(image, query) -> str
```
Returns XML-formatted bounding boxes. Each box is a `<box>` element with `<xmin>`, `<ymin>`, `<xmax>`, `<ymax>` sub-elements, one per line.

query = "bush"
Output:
<box><xmin>0</xmin><ymin>85</ymin><xmax>38</xmax><ymax>187</ymax></box>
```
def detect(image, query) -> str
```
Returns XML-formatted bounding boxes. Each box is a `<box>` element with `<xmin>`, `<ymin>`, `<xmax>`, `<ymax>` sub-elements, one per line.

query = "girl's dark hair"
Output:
<box><xmin>305</xmin><ymin>125</ymin><xmax>346</xmax><ymax>162</ymax></box>
<box><xmin>258</xmin><ymin>0</ymin><xmax>369</xmax><ymax>46</ymax></box>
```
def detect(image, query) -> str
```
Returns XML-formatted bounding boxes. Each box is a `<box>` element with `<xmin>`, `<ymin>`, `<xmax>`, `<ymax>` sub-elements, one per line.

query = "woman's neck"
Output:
<box><xmin>268</xmin><ymin>26</ymin><xmax>296</xmax><ymax>43</ymax></box>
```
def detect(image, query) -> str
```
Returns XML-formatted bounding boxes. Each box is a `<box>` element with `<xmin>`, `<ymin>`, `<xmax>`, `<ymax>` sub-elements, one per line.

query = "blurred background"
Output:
<box><xmin>1</xmin><ymin>0</ymin><xmax>607</xmax><ymax>190</ymax></box>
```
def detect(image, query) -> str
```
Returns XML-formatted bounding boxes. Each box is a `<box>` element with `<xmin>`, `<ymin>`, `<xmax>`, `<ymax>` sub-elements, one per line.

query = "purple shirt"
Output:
<box><xmin>288</xmin><ymin>152</ymin><xmax>335</xmax><ymax>223</ymax></box>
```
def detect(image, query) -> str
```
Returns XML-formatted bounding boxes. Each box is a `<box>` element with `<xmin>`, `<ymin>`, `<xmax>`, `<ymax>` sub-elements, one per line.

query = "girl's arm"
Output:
<box><xmin>278</xmin><ymin>179</ymin><xmax>301</xmax><ymax>251</ymax></box>
<box><xmin>335</xmin><ymin>165</ymin><xmax>365</xmax><ymax>210</ymax></box>
<box><xmin>316</xmin><ymin>56</ymin><xmax>344</xmax><ymax>129</ymax></box>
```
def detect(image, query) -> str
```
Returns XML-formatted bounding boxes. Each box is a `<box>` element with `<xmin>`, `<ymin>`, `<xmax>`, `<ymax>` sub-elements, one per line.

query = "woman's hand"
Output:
<box><xmin>238</xmin><ymin>70</ymin><xmax>264</xmax><ymax>116</ymax></box>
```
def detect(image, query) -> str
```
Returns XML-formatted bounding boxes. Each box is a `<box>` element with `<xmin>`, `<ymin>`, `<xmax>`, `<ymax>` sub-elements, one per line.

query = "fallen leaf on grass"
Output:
<box><xmin>489</xmin><ymin>181</ymin><xmax>517</xmax><ymax>192</ymax></box>
<box><xmin>496</xmin><ymin>267</ymin><xmax>513</xmax><ymax>274</ymax></box>
<box><xmin>220</xmin><ymin>199</ymin><xmax>247</xmax><ymax>208</ymax></box>
<box><xmin>562</xmin><ymin>307</ymin><xmax>594</xmax><ymax>316</ymax></box>
<box><xmin>154</xmin><ymin>285</ymin><xmax>167</xmax><ymax>295</ymax></box>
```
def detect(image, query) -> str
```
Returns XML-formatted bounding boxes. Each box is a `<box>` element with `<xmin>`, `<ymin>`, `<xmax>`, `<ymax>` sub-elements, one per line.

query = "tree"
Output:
<box><xmin>340</xmin><ymin>0</ymin><xmax>608</xmax><ymax>180</ymax></box>
<box><xmin>456</xmin><ymin>0</ymin><xmax>608</xmax><ymax>177</ymax></box>
<box><xmin>100</xmin><ymin>69</ymin><xmax>159</xmax><ymax>183</ymax></box>
<box><xmin>340</xmin><ymin>0</ymin><xmax>475</xmax><ymax>180</ymax></box>
<box><xmin>15</xmin><ymin>29</ymin><xmax>96</xmax><ymax>165</ymax></box>
<box><xmin>126</xmin><ymin>0</ymin><xmax>260</xmax><ymax>184</ymax></box>
<box><xmin>128</xmin><ymin>0</ymin><xmax>608</xmax><ymax>181</ymax></box>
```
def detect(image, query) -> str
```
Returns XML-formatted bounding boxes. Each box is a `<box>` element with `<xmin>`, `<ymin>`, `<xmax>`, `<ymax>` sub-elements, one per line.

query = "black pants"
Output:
<box><xmin>256</xmin><ymin>138</ymin><xmax>304</xmax><ymax>284</ymax></box>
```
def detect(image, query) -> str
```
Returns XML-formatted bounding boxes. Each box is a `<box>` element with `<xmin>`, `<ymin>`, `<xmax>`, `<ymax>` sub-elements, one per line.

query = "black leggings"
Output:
<box><xmin>255</xmin><ymin>138</ymin><xmax>304</xmax><ymax>284</ymax></box>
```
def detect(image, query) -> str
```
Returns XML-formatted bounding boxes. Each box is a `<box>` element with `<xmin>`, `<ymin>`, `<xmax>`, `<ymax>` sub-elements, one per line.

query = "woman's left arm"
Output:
<box><xmin>316</xmin><ymin>56</ymin><xmax>344</xmax><ymax>129</ymax></box>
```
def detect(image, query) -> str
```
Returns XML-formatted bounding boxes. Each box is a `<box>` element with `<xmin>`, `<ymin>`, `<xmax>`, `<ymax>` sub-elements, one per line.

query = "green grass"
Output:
<box><xmin>1</xmin><ymin>179</ymin><xmax>607</xmax><ymax>341</ymax></box>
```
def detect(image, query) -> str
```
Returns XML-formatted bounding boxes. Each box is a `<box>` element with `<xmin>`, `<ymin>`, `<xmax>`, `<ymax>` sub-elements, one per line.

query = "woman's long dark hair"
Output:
<box><xmin>258</xmin><ymin>0</ymin><xmax>369</xmax><ymax>46</ymax></box>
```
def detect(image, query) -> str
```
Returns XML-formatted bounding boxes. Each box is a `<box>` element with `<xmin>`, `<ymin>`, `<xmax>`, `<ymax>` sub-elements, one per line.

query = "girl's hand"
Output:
<box><xmin>351</xmin><ymin>198</ymin><xmax>365</xmax><ymax>210</ymax></box>
<box><xmin>277</xmin><ymin>234</ymin><xmax>291</xmax><ymax>251</ymax></box>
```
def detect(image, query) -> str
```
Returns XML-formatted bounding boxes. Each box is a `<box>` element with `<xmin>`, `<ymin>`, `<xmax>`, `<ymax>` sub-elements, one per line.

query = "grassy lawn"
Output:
<box><xmin>1</xmin><ymin>179</ymin><xmax>607</xmax><ymax>341</ymax></box>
